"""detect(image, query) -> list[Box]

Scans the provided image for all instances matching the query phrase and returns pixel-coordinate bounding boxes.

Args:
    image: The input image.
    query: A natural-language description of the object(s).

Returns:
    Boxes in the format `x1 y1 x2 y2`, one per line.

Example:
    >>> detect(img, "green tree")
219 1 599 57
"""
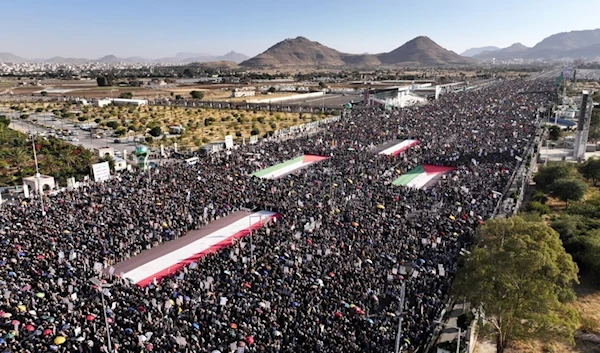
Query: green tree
0 115 10 127
148 126 162 137
106 121 120 129
548 178 587 207
533 163 575 192
96 76 111 87
267 86 276 93
190 91 204 99
119 92 133 99
40 91 48 97
453 216 579 353
579 158 600 186
548 125 562 140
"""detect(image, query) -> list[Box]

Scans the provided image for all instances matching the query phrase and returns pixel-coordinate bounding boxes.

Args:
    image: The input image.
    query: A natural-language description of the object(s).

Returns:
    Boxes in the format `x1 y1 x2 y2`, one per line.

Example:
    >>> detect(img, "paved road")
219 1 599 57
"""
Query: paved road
3 110 137 155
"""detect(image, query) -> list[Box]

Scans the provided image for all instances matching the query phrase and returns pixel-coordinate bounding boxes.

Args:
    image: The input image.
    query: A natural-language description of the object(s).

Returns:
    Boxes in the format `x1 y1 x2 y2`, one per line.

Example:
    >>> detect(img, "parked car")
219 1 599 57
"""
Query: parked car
114 139 122 143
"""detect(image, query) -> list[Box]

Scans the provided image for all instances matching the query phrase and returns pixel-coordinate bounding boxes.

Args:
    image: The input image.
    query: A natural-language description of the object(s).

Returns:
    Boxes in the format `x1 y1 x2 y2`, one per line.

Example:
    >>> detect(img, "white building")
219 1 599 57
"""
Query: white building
96 98 148 107
231 88 256 98
95 146 114 158
113 157 127 172
23 174 56 194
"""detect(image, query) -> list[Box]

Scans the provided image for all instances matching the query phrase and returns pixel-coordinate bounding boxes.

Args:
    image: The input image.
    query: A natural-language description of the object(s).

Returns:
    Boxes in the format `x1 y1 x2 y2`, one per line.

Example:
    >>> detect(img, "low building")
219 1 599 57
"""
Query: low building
96 98 148 107
95 146 114 158
231 88 256 98
114 157 127 172
169 125 186 135
23 174 56 194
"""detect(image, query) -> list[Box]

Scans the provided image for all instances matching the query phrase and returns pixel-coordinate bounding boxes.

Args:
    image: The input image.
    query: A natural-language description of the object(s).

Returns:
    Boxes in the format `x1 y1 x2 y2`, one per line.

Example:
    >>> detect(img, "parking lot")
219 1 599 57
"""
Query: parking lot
2 110 139 155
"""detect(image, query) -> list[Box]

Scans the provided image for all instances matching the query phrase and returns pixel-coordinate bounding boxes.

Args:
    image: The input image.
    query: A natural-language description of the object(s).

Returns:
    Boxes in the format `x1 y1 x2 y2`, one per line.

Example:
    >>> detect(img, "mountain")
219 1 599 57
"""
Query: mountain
377 36 474 66
533 28 600 51
241 36 350 68
461 46 500 57
523 29 600 59
241 36 472 68
0 53 26 63
44 56 90 64
0 52 249 64
473 29 600 61
475 43 529 60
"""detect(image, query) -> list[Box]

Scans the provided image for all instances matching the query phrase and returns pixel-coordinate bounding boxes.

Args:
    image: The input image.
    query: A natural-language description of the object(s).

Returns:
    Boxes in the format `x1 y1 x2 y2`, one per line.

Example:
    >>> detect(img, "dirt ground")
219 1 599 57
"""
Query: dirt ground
1 101 329 147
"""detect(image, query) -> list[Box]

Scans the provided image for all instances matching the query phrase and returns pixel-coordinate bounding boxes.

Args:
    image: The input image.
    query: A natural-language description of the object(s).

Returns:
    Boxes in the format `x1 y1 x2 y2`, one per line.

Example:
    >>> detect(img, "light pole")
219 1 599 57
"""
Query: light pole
394 281 406 353
31 133 46 216
240 207 254 265
434 321 462 353
89 277 113 353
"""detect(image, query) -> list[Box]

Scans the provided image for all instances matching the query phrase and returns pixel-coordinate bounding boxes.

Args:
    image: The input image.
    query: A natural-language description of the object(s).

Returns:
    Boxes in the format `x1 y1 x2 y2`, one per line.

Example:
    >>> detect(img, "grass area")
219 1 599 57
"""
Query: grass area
1 101 334 148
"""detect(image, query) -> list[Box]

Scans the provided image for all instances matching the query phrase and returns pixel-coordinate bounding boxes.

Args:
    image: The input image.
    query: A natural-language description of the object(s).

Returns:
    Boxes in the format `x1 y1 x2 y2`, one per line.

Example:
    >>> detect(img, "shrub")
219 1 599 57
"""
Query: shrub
148 126 162 137
526 201 551 215
145 136 153 143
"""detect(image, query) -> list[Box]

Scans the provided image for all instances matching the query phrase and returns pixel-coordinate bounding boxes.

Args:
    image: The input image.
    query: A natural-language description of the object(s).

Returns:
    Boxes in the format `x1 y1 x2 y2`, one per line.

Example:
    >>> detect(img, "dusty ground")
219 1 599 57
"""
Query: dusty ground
1 101 329 146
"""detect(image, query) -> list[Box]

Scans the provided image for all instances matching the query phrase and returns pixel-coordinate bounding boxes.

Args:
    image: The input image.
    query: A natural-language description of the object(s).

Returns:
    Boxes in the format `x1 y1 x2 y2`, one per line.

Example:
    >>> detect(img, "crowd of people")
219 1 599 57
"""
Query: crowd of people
0 79 553 353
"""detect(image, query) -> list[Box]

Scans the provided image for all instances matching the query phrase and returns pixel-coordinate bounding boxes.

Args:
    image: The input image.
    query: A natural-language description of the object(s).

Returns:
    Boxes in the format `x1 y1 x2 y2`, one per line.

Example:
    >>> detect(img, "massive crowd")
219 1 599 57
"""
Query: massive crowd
0 79 552 353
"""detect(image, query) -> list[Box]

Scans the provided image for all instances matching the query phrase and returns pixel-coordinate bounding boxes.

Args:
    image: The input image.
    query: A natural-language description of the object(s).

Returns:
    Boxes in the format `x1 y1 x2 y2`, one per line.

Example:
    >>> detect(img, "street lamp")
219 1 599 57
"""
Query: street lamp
394 281 406 353
434 320 462 353
31 133 46 216
89 277 113 353
240 207 255 265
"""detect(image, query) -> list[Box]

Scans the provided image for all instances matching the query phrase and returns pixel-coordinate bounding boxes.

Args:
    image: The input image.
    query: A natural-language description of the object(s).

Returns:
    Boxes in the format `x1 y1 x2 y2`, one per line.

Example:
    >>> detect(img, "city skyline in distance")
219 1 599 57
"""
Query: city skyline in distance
2 0 600 59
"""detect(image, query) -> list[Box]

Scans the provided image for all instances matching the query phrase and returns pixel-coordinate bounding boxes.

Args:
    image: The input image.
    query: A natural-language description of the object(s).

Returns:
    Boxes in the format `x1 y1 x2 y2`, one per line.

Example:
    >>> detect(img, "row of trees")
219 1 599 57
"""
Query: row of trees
0 115 98 186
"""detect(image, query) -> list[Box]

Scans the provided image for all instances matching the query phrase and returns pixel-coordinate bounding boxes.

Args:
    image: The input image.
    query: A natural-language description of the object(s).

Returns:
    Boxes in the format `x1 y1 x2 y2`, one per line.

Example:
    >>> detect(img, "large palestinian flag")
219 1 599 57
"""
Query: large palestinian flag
378 139 419 156
392 164 455 189
112 210 278 286
251 154 329 179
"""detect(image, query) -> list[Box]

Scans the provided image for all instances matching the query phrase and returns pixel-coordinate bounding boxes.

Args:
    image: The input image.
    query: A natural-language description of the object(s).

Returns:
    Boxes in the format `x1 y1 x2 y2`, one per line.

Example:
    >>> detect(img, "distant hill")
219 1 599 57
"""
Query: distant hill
0 52 249 64
473 29 600 61
0 53 26 63
461 46 500 57
241 36 350 68
475 43 529 60
241 36 473 68
378 36 474 66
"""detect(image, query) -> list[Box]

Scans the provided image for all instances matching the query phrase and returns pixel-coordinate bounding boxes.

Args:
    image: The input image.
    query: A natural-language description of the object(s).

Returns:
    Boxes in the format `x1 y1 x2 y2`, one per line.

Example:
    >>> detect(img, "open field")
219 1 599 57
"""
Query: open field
0 101 332 148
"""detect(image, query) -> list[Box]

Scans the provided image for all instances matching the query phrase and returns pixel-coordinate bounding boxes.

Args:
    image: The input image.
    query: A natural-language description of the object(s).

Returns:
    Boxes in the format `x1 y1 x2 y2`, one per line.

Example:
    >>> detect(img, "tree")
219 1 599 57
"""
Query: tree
453 217 579 353
533 163 574 191
0 115 10 127
40 91 48 97
119 92 133 99
190 91 204 99
579 158 600 186
183 68 193 78
175 95 184 100
267 86 276 93
549 178 587 207
548 125 562 140
318 81 327 89
96 76 112 87
148 126 162 137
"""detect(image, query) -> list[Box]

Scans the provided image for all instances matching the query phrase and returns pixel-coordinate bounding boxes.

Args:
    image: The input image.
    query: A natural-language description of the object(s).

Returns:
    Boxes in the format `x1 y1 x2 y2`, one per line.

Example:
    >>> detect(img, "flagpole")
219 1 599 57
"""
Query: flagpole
32 133 46 216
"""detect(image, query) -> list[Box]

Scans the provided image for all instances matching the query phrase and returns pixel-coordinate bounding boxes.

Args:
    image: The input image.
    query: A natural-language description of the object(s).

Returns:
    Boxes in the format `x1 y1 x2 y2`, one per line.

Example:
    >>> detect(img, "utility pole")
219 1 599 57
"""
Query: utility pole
394 281 406 353
31 133 46 216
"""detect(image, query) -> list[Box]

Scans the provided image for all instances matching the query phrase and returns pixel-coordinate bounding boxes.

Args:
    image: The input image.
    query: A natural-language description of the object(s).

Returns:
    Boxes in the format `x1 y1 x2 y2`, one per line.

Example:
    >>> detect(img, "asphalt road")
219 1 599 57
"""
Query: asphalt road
3 110 137 155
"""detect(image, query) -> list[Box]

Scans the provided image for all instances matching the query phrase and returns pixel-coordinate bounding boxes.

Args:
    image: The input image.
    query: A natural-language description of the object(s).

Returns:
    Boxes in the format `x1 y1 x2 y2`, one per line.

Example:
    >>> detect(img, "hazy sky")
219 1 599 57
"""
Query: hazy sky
2 0 600 58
